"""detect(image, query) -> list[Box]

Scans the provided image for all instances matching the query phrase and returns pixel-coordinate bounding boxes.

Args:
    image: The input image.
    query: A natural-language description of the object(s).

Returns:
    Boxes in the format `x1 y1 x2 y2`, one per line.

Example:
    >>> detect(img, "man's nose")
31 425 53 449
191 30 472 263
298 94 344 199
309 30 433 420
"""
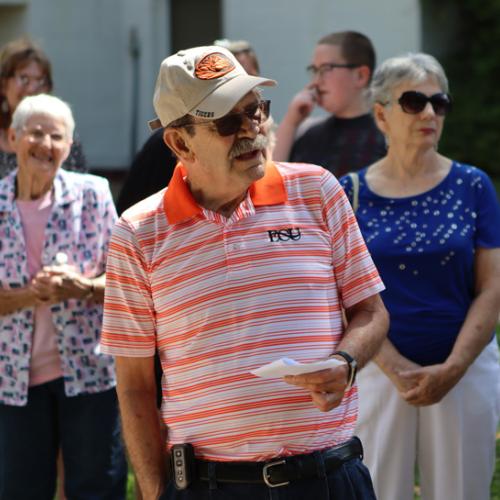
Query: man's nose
239 113 260 137
309 70 322 86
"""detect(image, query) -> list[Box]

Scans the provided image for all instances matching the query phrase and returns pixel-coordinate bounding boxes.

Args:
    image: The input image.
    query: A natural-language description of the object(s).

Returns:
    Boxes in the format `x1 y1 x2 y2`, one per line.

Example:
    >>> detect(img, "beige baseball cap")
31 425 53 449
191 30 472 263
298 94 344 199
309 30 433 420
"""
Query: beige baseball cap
148 45 276 130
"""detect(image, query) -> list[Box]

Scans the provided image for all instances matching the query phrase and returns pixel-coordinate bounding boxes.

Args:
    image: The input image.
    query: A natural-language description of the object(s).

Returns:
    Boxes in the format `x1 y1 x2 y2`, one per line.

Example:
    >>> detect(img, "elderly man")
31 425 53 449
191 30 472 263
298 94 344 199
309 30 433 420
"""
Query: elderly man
101 45 389 500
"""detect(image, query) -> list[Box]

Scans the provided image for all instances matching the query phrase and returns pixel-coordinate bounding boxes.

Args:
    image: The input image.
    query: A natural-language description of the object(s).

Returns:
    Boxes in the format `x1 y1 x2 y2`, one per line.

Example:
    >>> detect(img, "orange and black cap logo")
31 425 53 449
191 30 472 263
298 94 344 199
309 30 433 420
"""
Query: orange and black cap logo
194 52 235 80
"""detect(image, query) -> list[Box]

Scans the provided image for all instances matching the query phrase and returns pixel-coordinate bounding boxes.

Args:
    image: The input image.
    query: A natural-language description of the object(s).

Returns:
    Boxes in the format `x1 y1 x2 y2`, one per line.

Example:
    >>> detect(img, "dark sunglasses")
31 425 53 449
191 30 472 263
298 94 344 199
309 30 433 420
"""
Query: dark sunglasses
397 91 452 116
191 99 271 137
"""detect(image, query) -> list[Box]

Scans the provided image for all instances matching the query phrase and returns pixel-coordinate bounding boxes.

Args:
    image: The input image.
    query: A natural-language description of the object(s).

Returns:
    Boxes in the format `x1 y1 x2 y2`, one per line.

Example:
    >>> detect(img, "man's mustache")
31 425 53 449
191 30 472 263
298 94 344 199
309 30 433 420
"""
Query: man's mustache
229 134 268 160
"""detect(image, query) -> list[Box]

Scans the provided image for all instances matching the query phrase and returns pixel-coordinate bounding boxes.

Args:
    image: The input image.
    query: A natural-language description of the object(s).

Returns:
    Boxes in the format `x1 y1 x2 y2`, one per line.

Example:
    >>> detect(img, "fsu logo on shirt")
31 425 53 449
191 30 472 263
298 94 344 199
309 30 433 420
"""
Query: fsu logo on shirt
195 52 235 80
268 228 302 242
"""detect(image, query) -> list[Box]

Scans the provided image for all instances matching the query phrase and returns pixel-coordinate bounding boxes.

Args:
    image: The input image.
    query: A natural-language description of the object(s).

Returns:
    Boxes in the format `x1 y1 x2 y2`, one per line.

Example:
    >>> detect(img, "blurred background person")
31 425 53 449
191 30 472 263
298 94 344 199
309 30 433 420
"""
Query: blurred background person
214 38 260 76
274 31 385 178
340 53 500 500
0 37 87 178
0 94 126 499
116 38 265 215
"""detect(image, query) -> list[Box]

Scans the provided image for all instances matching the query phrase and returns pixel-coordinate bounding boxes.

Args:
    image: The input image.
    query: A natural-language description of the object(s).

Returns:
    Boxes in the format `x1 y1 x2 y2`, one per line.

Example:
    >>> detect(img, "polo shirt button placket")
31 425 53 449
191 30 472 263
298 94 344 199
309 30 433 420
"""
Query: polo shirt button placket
223 227 232 269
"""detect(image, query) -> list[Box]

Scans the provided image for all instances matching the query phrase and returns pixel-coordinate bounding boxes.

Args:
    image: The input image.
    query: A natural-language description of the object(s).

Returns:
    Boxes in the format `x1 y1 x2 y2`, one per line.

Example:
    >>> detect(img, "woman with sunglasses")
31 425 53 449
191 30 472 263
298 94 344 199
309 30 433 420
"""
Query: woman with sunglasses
340 52 500 500
0 38 87 178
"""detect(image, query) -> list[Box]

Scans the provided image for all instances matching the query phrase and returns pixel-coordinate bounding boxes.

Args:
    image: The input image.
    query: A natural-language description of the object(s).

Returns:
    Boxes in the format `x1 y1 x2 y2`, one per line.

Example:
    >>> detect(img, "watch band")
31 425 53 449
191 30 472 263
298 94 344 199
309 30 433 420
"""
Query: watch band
332 350 358 389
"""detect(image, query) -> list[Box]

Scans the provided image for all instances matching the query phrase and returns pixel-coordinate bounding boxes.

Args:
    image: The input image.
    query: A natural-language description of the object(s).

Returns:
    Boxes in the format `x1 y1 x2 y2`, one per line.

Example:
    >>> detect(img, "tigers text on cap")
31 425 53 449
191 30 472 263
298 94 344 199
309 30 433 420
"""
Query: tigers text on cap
148 45 276 130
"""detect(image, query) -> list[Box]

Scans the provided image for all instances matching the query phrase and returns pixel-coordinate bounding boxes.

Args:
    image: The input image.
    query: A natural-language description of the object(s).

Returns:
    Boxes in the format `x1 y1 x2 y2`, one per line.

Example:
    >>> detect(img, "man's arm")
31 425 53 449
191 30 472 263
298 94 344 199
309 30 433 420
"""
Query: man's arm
115 355 166 500
284 293 389 412
273 87 317 161
337 293 389 369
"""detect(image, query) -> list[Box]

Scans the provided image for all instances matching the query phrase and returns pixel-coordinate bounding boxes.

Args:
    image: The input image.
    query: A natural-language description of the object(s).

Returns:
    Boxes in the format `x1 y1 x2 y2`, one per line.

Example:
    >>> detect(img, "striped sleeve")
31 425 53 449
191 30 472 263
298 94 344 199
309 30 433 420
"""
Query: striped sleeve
320 170 384 308
101 217 157 356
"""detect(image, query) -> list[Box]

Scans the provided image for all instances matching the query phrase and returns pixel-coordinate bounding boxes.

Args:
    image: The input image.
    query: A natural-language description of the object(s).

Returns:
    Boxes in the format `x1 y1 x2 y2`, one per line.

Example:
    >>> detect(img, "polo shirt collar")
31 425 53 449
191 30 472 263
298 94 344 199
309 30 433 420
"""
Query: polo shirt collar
164 161 287 224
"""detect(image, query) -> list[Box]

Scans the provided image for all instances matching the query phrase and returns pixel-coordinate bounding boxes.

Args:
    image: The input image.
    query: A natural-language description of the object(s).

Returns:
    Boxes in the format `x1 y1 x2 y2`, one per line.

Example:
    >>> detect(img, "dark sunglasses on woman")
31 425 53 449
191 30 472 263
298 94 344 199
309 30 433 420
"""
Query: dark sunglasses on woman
187 99 271 137
397 91 452 116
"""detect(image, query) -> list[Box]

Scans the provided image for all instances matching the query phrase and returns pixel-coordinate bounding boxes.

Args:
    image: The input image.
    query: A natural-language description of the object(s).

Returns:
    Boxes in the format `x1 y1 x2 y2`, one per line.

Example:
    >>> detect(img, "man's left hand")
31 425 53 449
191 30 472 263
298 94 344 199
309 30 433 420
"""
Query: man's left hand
283 364 349 412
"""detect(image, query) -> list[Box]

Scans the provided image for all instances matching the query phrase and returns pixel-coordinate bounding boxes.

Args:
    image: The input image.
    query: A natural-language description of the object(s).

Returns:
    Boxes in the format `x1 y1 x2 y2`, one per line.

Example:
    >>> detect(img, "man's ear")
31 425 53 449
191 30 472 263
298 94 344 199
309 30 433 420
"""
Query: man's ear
163 128 194 163
355 65 371 89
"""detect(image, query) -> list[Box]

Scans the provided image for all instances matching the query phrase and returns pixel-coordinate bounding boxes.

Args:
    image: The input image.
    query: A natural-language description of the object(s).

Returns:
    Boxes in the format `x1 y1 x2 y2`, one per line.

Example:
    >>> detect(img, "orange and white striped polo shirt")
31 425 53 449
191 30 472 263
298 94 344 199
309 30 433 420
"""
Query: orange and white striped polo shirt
101 161 384 461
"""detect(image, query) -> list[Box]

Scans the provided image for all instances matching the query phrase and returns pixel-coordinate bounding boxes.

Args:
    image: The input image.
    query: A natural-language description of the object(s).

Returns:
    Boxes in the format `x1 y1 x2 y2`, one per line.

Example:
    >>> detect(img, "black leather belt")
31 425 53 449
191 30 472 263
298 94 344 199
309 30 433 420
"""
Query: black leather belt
196 436 363 488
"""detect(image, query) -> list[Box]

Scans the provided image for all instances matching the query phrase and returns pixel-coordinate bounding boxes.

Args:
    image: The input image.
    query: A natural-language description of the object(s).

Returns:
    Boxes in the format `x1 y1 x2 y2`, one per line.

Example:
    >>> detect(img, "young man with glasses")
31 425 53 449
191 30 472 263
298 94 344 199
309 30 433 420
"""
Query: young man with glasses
274 31 386 179
101 45 389 500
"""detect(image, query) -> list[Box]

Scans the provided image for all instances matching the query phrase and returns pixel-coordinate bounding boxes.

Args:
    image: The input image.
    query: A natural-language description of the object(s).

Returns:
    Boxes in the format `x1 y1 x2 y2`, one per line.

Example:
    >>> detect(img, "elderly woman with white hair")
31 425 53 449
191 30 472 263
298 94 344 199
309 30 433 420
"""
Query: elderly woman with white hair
340 53 500 500
0 94 127 499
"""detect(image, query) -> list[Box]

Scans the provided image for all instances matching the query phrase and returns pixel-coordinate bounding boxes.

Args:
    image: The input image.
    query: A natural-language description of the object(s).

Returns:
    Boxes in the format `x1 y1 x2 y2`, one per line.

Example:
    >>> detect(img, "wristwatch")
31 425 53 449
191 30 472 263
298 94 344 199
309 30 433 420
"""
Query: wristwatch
332 351 358 389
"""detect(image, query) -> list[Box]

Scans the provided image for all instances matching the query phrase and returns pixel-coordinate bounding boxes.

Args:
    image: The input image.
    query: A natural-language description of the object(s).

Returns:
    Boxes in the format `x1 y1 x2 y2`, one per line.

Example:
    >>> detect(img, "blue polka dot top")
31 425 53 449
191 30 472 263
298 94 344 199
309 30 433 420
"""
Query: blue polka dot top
340 162 500 365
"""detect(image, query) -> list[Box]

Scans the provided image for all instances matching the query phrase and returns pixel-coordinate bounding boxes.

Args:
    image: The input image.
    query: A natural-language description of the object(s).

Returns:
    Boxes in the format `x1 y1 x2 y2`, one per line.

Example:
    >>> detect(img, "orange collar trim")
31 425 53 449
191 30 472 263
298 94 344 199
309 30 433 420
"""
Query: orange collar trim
249 161 287 207
164 161 287 224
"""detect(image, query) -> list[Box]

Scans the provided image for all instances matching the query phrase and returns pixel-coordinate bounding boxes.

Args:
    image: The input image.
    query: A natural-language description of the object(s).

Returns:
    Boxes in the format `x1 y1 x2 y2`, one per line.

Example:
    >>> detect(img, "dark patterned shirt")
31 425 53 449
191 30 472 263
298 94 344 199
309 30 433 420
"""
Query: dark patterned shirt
290 113 386 178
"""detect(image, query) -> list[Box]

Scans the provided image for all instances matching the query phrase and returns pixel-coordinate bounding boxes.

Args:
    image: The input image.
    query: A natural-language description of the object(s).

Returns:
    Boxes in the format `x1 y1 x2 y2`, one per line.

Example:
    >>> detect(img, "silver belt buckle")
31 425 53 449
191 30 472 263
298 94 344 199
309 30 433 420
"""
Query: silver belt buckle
262 459 289 488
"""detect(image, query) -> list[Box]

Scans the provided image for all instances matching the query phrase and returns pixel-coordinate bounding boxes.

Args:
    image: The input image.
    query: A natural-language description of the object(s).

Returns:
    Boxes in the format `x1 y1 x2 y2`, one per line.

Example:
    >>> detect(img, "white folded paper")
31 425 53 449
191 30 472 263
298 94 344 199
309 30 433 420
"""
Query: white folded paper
250 357 344 378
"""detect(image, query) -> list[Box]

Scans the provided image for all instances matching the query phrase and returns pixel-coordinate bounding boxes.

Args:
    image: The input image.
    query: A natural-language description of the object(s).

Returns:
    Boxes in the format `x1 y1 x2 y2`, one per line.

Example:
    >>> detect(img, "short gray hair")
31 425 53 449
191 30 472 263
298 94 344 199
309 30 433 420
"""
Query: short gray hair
371 53 449 105
11 93 75 139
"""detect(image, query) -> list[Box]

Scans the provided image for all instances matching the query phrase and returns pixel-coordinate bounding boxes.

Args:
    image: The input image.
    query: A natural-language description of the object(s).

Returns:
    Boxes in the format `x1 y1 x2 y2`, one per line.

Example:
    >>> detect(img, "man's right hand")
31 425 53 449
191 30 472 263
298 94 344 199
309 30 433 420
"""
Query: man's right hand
283 364 349 412
273 85 318 161
285 86 318 126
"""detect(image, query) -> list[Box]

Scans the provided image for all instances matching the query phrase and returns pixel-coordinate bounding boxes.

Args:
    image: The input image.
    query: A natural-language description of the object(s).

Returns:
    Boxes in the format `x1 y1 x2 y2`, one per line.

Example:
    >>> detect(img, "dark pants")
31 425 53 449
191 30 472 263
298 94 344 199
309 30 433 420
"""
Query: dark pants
0 378 127 500
161 456 376 500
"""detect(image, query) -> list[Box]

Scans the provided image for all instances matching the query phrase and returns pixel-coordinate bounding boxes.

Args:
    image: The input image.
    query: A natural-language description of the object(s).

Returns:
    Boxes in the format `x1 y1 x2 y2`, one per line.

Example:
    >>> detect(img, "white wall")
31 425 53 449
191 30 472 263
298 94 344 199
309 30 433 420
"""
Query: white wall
0 0 169 169
222 0 421 121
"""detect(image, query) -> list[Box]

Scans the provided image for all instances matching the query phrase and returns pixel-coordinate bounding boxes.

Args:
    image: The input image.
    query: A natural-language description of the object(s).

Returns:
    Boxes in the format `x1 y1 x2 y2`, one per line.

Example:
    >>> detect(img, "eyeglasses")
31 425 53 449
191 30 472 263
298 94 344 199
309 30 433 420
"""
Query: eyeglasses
12 73 49 91
306 62 359 79
188 99 271 137
394 91 452 116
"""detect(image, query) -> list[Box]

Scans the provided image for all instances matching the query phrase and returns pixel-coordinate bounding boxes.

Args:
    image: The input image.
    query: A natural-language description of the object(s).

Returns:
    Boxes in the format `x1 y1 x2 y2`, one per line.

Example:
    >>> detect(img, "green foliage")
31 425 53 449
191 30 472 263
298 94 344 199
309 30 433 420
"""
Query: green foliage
421 0 500 177
127 471 136 499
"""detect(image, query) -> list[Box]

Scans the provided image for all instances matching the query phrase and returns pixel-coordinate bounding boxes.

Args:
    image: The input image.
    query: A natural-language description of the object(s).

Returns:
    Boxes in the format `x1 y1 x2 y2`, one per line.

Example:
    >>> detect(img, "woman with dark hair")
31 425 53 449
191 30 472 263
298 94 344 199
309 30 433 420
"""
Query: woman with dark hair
0 38 87 177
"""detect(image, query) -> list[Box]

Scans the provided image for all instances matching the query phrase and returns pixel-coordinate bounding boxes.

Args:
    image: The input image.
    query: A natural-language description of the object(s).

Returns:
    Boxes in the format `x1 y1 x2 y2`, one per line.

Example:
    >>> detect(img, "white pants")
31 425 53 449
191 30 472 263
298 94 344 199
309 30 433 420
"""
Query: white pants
356 338 500 500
